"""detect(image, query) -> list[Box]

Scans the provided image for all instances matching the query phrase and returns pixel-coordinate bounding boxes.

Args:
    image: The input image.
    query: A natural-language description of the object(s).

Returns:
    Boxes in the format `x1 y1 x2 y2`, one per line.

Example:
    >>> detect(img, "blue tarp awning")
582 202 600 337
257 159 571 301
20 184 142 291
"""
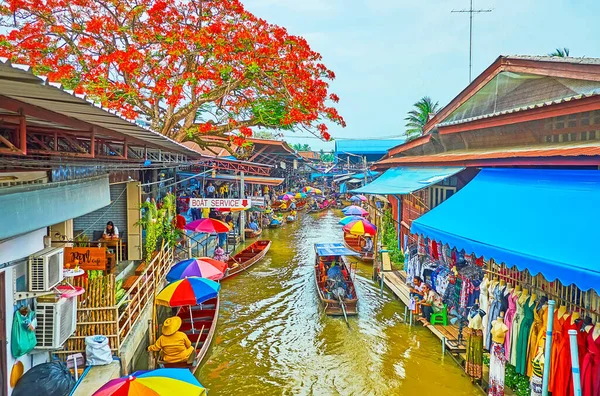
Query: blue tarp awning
411 168 600 291
315 243 360 257
351 167 464 195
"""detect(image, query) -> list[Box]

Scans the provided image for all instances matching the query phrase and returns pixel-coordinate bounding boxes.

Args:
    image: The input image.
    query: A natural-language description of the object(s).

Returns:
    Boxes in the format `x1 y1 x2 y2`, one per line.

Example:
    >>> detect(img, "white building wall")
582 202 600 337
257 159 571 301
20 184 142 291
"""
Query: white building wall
0 228 49 395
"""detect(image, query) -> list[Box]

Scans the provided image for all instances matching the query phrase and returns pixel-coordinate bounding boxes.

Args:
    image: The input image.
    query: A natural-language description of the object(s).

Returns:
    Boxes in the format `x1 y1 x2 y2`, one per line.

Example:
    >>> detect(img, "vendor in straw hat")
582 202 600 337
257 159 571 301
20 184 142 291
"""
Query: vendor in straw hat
363 233 374 253
147 316 194 363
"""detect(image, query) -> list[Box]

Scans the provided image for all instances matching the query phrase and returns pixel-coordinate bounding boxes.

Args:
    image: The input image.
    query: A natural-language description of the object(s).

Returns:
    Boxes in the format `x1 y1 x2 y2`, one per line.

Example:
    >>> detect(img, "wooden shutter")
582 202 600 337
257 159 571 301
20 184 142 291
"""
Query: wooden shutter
126 182 142 260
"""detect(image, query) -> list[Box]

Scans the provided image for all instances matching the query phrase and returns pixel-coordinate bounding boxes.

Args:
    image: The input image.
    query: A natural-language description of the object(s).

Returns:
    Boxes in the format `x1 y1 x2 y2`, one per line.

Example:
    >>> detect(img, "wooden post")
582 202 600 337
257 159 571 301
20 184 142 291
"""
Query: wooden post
19 115 27 155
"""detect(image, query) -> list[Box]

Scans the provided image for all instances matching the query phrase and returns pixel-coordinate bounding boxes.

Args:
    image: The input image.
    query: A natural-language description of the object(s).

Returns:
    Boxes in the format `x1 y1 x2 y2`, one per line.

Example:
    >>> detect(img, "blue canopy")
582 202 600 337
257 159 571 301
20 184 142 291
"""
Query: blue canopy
411 168 600 291
351 167 464 195
315 243 360 257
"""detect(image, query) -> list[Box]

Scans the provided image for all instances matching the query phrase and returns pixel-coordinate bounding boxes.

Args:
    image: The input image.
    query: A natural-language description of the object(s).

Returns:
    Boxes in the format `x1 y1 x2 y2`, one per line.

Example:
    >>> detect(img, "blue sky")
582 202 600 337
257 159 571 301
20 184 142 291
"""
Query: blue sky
243 0 600 151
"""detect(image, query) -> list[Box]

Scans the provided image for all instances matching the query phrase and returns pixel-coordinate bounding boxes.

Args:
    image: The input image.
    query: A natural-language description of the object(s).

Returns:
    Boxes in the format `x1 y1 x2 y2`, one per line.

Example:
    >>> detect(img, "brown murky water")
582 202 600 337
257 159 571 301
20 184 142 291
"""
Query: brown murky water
197 211 480 395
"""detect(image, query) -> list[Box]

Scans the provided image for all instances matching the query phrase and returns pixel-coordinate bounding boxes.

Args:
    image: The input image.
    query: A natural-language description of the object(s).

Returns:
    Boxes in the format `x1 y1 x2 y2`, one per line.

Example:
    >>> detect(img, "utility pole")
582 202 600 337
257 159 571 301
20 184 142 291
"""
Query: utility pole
452 0 492 82
240 171 245 242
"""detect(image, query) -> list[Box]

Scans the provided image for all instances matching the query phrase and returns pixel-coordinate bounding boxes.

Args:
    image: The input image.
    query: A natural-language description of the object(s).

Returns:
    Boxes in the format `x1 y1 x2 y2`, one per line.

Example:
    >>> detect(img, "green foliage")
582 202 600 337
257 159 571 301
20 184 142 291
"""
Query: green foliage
505 364 531 396
291 143 311 151
320 152 334 162
382 210 404 269
251 99 293 130
405 96 439 141
548 47 569 57
74 233 90 247
136 193 179 260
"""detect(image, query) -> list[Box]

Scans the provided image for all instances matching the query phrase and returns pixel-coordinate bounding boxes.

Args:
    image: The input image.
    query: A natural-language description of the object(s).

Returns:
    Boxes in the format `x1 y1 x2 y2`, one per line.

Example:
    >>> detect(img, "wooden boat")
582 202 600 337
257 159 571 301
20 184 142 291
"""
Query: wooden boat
307 202 331 213
343 232 375 262
223 240 272 279
244 228 262 238
296 200 307 211
286 214 297 222
314 243 358 316
268 216 285 228
158 296 219 374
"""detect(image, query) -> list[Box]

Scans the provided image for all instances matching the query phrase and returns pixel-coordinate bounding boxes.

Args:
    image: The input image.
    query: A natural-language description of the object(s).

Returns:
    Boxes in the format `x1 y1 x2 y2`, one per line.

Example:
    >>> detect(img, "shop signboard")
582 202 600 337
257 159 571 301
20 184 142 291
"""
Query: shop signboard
189 198 252 209
250 197 265 207
64 247 107 271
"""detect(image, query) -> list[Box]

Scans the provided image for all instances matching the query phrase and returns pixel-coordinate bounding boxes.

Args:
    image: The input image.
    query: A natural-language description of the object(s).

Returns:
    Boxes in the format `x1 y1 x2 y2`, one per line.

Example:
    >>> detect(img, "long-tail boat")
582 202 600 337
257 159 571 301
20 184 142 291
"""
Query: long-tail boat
223 240 272 279
158 296 219 374
343 232 375 262
314 243 359 316
244 228 262 238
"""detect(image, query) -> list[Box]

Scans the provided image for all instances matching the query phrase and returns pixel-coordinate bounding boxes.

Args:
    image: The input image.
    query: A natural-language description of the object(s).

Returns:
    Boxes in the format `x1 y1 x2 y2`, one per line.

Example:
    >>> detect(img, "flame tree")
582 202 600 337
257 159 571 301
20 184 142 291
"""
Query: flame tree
0 0 345 151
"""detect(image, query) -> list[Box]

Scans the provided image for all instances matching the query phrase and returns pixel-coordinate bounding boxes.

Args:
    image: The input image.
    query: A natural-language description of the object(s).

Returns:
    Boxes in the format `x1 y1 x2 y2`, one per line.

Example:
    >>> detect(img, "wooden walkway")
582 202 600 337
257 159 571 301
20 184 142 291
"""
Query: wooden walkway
382 270 466 352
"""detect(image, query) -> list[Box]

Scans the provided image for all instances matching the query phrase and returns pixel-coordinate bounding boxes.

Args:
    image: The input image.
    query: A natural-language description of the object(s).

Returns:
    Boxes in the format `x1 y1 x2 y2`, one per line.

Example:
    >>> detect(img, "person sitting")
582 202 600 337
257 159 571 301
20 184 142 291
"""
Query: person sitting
147 316 194 363
248 220 260 232
363 234 374 253
280 202 288 210
103 221 119 239
417 284 436 325
409 276 425 298
213 245 229 262
290 201 297 210
290 210 297 217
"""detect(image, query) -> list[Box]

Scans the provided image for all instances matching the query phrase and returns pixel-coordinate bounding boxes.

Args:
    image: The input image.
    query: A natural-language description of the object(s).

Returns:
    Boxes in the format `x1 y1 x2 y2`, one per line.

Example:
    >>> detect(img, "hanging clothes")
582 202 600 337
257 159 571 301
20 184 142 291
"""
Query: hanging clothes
526 302 547 377
551 313 572 396
503 291 517 361
486 284 502 350
582 329 600 396
489 343 508 396
549 312 568 393
465 328 484 380
515 296 535 375
480 278 490 344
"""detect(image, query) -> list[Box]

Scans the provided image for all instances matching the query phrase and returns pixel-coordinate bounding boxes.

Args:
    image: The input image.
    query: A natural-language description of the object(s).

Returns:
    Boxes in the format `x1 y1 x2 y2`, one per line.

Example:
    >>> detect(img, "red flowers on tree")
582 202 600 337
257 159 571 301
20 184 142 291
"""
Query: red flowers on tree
0 0 344 151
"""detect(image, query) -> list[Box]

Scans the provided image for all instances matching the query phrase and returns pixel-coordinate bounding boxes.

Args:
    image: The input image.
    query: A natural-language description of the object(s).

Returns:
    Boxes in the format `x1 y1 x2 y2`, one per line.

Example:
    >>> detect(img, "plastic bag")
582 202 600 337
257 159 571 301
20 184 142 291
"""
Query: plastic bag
13 361 75 396
11 310 37 358
85 335 112 366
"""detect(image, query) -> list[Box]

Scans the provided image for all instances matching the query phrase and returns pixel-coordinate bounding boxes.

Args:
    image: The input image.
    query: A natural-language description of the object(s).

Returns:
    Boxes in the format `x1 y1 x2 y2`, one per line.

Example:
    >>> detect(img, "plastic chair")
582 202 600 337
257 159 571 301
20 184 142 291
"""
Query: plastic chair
430 304 448 326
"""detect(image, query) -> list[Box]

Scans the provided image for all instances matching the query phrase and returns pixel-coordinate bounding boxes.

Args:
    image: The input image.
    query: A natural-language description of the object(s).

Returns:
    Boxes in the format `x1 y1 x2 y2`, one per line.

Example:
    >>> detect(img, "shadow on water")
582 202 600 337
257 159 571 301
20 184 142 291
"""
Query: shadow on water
197 211 480 396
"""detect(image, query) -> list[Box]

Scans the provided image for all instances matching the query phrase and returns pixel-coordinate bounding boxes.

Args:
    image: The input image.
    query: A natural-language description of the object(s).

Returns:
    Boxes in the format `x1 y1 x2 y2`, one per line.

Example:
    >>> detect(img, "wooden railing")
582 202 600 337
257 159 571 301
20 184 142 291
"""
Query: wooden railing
55 244 174 359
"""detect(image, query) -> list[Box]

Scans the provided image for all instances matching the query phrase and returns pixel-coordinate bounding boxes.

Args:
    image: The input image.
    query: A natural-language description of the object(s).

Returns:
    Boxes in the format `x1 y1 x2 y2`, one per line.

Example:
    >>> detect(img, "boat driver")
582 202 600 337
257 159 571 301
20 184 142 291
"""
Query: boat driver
148 316 195 363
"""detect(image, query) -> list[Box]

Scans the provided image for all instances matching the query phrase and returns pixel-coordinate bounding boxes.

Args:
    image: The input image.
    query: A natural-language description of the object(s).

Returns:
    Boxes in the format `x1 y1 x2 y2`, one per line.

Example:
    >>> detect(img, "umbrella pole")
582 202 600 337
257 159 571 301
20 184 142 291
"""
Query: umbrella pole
190 305 195 334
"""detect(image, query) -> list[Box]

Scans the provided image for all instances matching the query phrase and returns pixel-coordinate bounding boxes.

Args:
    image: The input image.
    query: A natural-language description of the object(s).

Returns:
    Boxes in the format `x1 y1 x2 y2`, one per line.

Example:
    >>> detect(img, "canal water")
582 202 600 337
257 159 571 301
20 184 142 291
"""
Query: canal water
197 211 480 395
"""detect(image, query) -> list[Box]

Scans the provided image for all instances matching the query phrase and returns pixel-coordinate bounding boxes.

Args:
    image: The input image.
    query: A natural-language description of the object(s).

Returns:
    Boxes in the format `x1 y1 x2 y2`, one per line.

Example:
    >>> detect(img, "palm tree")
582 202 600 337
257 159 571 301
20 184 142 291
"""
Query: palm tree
549 48 570 57
404 96 439 140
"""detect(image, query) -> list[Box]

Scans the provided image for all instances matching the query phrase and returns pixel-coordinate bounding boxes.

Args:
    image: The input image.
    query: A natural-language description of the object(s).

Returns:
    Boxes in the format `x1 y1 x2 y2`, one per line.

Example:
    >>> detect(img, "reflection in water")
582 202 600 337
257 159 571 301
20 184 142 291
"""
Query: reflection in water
197 211 479 395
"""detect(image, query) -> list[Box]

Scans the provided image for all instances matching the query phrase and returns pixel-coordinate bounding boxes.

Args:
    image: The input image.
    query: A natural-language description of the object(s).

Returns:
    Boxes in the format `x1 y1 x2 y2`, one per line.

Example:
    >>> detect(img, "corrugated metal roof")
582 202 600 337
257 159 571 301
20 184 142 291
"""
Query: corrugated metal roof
335 139 405 155
0 59 200 157
505 55 600 65
377 142 600 165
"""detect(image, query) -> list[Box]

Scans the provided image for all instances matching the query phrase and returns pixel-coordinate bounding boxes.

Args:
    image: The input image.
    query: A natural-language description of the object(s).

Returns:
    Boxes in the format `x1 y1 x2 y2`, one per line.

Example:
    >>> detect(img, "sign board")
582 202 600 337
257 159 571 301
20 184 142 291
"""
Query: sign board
64 247 107 271
250 197 265 207
190 198 251 209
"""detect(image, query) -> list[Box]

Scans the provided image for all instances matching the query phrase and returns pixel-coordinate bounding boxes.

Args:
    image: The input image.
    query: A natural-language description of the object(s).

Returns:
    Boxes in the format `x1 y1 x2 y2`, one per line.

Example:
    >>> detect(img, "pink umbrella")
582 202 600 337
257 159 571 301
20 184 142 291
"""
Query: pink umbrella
185 218 231 233
357 195 368 202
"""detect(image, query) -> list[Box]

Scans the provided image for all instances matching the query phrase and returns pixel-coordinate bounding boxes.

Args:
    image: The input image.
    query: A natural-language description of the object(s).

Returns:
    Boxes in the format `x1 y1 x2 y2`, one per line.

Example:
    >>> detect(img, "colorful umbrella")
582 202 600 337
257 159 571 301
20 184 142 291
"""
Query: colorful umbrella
311 188 323 195
357 195 368 202
343 219 377 236
301 186 313 193
93 368 206 396
280 194 295 201
349 195 361 202
342 205 368 216
339 215 364 225
217 207 246 213
166 258 227 282
156 277 220 307
295 192 307 199
185 218 231 233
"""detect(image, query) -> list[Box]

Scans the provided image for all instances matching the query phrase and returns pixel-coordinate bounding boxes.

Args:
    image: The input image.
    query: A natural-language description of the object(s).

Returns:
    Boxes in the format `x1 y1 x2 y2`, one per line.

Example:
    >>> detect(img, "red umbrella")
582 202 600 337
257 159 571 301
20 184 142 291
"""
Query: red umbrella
185 218 231 233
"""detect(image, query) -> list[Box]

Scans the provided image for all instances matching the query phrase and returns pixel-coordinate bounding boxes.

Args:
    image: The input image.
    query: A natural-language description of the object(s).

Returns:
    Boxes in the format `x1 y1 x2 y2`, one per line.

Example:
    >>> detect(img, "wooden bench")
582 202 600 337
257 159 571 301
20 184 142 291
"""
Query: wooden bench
135 262 146 276
123 275 140 291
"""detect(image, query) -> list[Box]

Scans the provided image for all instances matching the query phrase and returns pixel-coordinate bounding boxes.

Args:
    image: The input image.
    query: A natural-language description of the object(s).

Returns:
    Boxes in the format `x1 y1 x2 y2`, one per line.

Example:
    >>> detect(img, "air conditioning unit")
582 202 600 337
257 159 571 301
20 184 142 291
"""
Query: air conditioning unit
35 297 77 349
28 247 64 292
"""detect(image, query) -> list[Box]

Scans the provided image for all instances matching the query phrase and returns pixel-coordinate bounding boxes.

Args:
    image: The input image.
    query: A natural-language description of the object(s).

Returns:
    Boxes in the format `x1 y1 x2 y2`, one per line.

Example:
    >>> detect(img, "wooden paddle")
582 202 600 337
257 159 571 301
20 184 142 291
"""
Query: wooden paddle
194 325 206 351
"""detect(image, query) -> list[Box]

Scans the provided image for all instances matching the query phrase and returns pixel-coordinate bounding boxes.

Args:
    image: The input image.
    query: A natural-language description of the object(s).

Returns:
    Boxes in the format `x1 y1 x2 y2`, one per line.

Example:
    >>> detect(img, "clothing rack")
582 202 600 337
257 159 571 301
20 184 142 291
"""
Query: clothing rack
485 260 599 321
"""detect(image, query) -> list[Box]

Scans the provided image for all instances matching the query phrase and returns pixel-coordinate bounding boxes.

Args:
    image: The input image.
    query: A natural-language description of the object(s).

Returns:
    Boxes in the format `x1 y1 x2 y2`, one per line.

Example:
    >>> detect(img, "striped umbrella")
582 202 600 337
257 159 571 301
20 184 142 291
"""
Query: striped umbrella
338 215 364 225
343 219 377 236
295 192 307 199
185 218 231 233
166 258 227 282
156 277 220 307
342 205 368 216
93 368 206 396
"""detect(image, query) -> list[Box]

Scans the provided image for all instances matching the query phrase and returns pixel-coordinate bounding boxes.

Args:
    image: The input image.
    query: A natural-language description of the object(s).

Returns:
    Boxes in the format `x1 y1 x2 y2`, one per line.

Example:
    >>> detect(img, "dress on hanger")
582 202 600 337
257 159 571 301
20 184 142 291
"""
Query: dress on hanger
510 294 526 367
466 314 484 380
526 302 547 377
515 296 535 375
550 314 571 396
489 320 509 396
582 329 600 396
563 317 586 396
486 284 502 351
503 291 517 361
480 278 489 335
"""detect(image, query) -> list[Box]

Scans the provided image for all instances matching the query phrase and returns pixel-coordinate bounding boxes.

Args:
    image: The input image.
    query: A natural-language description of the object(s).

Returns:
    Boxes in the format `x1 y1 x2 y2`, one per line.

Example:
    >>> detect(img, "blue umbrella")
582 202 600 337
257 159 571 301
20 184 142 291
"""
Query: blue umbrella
350 196 361 202
338 216 364 225
342 205 368 216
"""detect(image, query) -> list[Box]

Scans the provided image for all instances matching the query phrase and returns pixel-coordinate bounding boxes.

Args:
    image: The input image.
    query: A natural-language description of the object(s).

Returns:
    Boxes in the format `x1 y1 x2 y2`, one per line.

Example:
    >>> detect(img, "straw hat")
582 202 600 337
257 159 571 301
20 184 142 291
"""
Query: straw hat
364 233 372 237
162 316 182 336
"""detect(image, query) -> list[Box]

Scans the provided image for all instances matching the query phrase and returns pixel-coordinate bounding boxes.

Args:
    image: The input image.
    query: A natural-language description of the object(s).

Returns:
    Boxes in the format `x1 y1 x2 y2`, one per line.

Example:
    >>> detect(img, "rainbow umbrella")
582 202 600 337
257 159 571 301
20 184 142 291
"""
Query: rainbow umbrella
311 188 323 195
339 215 364 225
357 195 368 202
295 192 307 199
342 205 368 216
343 219 377 236
166 258 227 282
301 186 314 193
93 368 206 396
156 277 220 307
185 218 231 233
280 194 295 201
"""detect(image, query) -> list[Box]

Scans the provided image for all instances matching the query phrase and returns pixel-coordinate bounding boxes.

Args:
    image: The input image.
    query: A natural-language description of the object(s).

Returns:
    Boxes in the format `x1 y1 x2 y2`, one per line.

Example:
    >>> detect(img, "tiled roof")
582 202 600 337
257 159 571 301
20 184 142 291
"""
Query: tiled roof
505 55 600 65
377 142 600 166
